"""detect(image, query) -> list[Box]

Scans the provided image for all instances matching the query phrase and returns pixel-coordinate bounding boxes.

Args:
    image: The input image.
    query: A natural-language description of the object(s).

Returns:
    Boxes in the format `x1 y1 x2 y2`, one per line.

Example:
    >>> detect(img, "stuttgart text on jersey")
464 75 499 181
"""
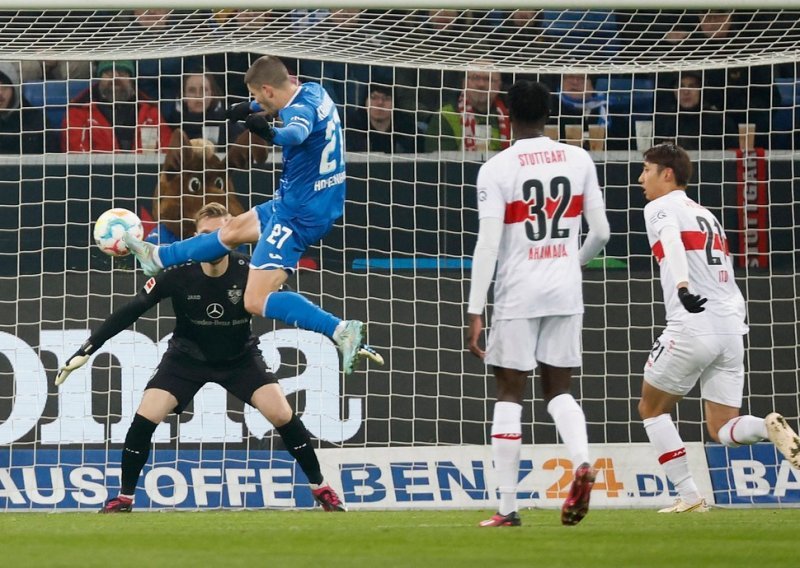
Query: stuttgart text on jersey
516 149 568 167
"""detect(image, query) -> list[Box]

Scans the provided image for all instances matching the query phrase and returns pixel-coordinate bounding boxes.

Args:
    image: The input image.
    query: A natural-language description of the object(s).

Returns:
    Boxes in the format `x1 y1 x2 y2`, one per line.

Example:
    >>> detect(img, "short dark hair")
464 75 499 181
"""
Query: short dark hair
369 84 393 99
643 143 693 187
507 80 550 125
245 55 290 88
679 72 702 87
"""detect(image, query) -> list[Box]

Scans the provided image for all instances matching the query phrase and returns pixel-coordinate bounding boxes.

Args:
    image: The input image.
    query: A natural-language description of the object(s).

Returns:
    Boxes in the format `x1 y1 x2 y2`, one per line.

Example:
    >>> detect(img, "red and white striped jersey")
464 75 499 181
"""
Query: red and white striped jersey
476 136 604 319
644 190 748 335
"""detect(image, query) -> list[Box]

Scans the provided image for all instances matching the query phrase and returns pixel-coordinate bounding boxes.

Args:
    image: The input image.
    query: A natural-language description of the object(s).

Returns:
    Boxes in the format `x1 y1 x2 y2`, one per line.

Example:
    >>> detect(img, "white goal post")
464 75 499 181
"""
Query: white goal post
0 5 798 511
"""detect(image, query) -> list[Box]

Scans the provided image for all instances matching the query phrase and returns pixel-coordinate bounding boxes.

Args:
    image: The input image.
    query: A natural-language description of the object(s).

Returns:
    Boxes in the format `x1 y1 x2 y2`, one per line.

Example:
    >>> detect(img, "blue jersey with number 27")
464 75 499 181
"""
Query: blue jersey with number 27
265 82 346 228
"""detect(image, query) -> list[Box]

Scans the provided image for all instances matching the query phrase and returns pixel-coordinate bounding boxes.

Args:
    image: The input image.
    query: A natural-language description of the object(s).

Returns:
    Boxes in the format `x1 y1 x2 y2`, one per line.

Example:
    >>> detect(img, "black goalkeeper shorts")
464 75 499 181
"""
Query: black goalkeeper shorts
145 349 278 414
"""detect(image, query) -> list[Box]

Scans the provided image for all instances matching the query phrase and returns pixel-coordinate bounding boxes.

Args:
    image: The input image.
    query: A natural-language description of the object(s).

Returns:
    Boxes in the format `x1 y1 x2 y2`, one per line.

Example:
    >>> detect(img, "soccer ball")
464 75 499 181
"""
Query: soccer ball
93 208 144 257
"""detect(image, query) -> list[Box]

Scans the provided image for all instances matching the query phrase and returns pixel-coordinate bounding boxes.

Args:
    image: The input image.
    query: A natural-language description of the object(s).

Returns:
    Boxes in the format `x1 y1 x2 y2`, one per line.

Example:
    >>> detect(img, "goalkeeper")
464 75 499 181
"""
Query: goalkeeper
56 204 346 513
123 55 382 376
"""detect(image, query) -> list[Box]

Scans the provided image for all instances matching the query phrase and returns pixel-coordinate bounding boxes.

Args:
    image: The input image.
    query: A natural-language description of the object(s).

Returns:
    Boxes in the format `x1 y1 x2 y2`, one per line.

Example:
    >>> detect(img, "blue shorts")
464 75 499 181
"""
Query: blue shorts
251 202 331 274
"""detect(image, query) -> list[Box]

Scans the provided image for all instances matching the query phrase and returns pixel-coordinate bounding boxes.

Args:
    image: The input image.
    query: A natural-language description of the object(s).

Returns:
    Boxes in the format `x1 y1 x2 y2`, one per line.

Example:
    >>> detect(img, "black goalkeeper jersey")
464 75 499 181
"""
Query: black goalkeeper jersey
87 252 257 363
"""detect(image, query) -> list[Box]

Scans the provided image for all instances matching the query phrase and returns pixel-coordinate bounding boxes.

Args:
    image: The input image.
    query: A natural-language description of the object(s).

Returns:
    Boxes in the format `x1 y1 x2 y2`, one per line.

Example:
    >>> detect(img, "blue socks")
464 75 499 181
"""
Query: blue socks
158 230 230 268
265 291 339 338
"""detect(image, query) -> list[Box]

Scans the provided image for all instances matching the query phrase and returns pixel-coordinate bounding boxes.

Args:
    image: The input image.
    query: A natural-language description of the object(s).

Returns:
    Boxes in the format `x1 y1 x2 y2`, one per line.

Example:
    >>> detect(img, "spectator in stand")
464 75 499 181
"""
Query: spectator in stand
553 73 631 151
62 60 172 153
685 11 776 148
617 10 697 55
540 9 618 55
212 11 281 101
554 73 606 144
124 10 188 109
489 9 552 59
20 60 91 83
653 72 726 151
424 68 510 153
290 9 354 108
17 11 93 84
394 10 467 123
0 61 46 154
345 84 416 153
165 70 244 150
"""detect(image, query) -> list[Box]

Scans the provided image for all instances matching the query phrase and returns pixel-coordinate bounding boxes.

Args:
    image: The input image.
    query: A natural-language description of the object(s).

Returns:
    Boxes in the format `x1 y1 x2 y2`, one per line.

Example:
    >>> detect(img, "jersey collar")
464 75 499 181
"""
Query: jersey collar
282 84 303 111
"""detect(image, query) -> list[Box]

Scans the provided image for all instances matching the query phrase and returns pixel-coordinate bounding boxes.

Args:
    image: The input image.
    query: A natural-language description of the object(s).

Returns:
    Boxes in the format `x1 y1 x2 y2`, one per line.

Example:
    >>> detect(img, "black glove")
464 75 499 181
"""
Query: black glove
245 113 276 144
226 101 254 122
678 286 707 313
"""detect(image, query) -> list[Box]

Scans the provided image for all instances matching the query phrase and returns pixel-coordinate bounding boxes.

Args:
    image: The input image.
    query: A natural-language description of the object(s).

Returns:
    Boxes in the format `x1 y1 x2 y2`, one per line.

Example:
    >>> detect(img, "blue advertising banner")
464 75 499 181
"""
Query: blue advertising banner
1 444 696 511
706 443 800 505
0 449 313 510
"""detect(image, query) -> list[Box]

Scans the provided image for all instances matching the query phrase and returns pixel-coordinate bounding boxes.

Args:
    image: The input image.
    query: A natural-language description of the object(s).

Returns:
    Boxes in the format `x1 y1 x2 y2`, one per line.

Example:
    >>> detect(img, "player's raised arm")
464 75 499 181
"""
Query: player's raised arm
55 276 168 386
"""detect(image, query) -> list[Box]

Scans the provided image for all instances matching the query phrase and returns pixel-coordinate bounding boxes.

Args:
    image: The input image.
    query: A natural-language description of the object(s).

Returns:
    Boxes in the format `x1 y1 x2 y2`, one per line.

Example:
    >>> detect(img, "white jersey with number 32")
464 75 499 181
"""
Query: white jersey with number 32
476 136 604 320
644 190 747 335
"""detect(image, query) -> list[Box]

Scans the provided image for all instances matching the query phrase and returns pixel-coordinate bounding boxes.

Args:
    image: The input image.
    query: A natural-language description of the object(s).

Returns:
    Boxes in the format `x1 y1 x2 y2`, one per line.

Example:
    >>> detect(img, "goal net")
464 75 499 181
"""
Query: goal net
1 7 799 511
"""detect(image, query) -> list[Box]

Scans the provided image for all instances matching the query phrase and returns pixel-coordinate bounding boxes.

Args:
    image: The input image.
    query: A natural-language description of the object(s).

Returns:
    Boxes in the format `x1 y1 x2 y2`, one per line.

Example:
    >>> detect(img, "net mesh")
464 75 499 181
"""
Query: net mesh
0 9 798 72
0 8 798 509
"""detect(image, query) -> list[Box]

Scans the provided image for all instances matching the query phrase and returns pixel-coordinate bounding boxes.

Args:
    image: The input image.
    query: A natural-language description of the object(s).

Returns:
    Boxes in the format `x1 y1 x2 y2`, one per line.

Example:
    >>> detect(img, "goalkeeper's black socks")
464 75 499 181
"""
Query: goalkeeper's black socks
277 414 324 485
120 413 159 497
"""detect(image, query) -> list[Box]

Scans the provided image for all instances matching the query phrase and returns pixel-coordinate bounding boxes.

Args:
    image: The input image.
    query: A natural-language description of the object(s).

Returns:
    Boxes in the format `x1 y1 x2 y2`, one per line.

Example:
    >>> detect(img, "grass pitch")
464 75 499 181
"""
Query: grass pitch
0 508 796 567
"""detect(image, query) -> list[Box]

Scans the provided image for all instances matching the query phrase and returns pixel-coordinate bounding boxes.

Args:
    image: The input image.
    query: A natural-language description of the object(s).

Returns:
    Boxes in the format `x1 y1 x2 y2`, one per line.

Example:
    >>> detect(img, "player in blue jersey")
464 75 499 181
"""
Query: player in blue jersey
123 56 382 375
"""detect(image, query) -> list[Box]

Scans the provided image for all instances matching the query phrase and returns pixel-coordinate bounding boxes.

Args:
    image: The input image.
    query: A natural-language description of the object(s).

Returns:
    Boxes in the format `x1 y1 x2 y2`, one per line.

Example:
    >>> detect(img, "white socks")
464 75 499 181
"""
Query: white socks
547 393 590 466
643 413 701 504
491 401 522 516
333 322 346 340
152 245 164 268
717 415 768 447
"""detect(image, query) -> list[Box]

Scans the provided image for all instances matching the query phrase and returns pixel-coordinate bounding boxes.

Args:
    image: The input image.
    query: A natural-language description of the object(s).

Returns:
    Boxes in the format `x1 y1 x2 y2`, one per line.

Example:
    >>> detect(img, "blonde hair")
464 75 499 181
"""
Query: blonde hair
194 202 230 224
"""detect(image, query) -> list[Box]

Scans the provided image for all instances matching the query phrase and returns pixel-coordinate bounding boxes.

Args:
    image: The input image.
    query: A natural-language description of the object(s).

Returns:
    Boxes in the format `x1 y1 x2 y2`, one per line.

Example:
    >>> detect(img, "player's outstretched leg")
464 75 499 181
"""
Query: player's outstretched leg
332 320 365 375
123 233 164 277
333 321 384 374
124 230 233 277
766 412 800 469
561 462 596 526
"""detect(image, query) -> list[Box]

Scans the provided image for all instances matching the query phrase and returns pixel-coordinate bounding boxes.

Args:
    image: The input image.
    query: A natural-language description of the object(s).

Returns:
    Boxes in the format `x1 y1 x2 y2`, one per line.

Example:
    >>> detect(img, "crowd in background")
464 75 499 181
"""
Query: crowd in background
0 8 798 155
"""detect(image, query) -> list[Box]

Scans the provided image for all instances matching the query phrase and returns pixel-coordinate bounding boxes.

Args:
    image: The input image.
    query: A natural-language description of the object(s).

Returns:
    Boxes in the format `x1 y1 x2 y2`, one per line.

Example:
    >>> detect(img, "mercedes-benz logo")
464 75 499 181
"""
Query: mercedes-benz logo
206 303 224 319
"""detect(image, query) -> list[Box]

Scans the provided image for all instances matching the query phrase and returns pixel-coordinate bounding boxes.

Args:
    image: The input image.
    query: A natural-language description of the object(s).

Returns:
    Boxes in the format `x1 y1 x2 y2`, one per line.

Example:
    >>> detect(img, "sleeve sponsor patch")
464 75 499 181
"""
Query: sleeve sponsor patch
290 115 311 127
648 209 668 225
144 277 156 294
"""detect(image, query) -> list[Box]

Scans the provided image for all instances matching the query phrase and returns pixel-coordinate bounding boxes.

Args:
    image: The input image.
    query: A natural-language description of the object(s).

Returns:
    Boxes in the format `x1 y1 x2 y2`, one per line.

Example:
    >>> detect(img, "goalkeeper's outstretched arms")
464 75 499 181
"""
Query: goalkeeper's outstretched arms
55 282 163 386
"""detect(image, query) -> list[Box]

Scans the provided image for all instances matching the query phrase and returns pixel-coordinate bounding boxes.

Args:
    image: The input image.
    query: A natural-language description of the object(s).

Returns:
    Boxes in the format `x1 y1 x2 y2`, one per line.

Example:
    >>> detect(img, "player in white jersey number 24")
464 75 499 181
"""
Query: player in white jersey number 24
637 143 800 513
466 80 610 527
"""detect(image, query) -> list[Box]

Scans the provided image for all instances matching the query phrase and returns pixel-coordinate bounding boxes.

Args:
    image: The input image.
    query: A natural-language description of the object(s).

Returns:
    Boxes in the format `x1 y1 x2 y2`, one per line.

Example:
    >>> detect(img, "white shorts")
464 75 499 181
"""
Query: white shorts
485 315 582 372
643 329 745 407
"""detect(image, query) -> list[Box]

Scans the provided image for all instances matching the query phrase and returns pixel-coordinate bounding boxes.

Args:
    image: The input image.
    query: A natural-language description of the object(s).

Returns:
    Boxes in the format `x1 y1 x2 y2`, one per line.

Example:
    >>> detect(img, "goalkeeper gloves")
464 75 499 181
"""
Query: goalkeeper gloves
677 286 707 313
245 114 276 144
55 342 93 386
226 100 256 122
